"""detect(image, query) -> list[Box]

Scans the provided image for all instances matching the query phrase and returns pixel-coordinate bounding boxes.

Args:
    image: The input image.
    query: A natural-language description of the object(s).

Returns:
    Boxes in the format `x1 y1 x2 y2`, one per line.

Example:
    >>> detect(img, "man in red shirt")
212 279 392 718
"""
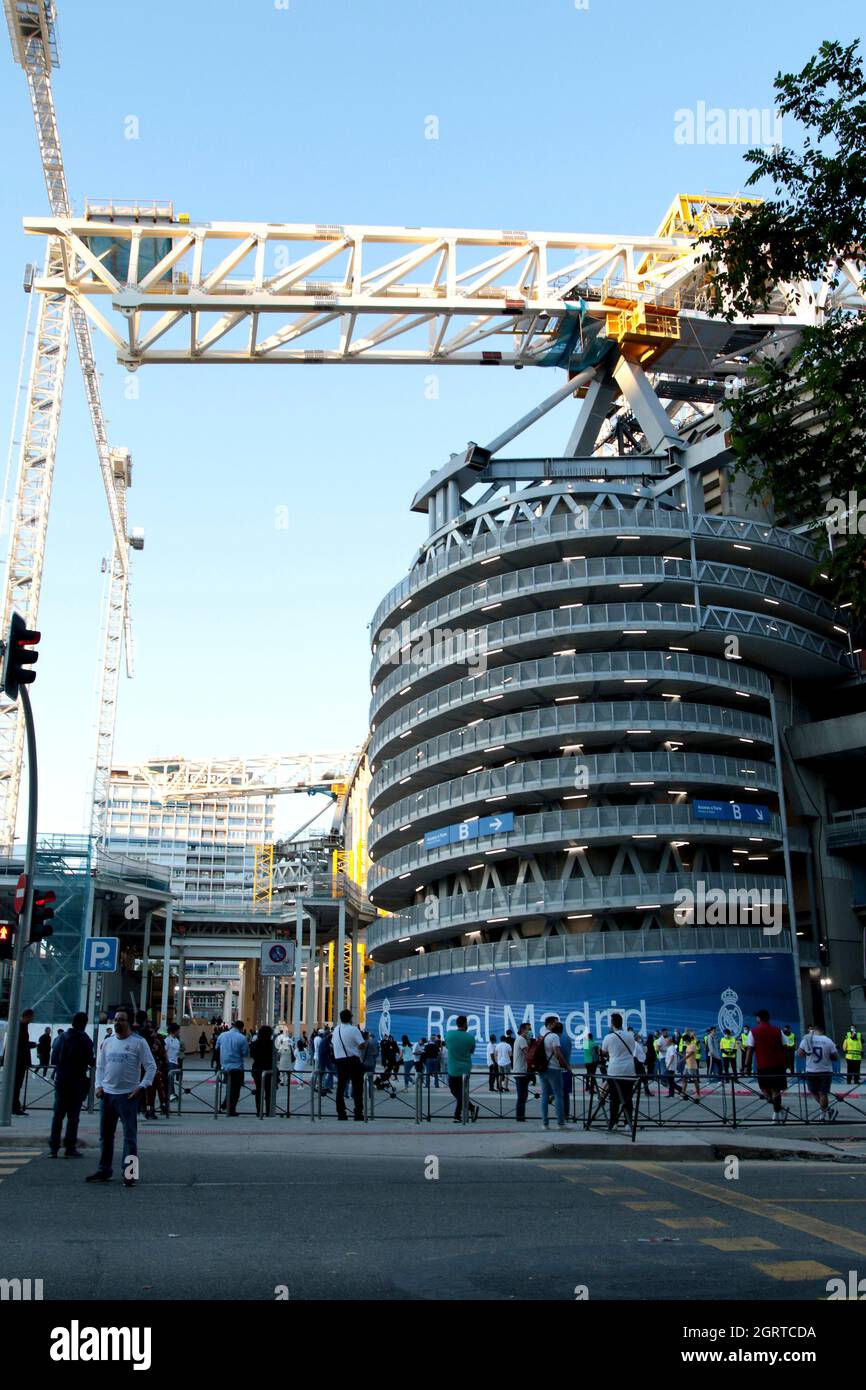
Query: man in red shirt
744 1009 788 1124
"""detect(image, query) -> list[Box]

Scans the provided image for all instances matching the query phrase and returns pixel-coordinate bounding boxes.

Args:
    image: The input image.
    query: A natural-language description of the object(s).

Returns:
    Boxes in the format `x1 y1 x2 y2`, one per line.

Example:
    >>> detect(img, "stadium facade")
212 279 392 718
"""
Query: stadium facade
363 368 866 1049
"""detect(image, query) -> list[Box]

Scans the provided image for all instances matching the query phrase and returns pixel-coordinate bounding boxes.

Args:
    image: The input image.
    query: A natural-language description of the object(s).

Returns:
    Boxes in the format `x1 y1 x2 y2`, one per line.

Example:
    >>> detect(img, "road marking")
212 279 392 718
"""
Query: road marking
763 1197 866 1204
656 1215 725 1230
538 1162 585 1169
624 1200 680 1211
626 1161 866 1260
590 1186 646 1196
702 1236 778 1252
755 1260 839 1281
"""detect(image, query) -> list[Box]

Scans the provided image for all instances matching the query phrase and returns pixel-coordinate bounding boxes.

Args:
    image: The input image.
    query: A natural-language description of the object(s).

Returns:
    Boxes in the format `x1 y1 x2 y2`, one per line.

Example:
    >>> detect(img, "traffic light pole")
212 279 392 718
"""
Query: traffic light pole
0 686 38 1127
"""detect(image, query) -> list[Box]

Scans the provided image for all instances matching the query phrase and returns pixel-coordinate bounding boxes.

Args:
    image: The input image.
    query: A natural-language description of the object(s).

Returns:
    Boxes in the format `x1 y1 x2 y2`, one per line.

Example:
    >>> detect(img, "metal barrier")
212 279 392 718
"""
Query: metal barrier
23 1058 866 1128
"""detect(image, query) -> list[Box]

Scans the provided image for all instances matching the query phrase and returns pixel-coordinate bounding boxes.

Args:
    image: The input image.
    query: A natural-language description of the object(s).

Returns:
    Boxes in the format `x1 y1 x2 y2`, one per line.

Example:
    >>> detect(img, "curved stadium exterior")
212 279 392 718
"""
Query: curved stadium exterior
363 431 856 1048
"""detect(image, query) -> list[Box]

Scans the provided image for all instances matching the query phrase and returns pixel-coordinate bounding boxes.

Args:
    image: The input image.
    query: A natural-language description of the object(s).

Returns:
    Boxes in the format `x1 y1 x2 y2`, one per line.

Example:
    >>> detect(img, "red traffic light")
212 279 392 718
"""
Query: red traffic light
2 613 40 701
31 889 55 945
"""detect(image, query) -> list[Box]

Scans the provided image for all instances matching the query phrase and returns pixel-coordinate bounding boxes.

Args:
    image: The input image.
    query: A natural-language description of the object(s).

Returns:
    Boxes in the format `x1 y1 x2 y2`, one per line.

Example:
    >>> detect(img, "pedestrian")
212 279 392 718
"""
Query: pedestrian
512 1021 531 1121
664 1036 679 1097
583 1031 600 1083
487 1033 499 1092
633 1032 652 1100
217 1019 249 1117
444 1015 479 1123
681 1032 702 1100
780 1024 797 1075
400 1034 414 1089
842 1026 863 1086
601 1013 640 1130
48 1012 94 1159
495 1035 512 1092
644 1031 657 1087
738 1027 751 1075
49 1026 66 1082
198 1031 208 1059
36 1026 52 1076
85 1008 155 1186
332 1009 365 1121
744 1009 788 1124
720 1028 738 1079
251 1024 275 1117
318 1027 337 1095
423 1034 442 1088
533 1015 569 1131
705 1026 722 1080
377 1033 399 1094
164 1022 183 1078
797 1023 839 1123
11 1008 35 1115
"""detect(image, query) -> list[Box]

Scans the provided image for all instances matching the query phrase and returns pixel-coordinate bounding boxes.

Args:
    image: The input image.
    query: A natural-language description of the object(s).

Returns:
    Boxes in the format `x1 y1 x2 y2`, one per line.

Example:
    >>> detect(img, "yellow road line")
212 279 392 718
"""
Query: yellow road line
624 1200 680 1211
702 1236 778 1252
656 1215 725 1230
755 1260 839 1281
590 1185 647 1196
626 1162 866 1260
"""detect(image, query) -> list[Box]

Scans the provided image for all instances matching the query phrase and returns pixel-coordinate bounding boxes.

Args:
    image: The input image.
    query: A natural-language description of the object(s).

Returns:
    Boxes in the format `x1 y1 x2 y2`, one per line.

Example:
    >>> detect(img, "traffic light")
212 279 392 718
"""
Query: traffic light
30 890 55 945
1 613 40 700
0 921 14 961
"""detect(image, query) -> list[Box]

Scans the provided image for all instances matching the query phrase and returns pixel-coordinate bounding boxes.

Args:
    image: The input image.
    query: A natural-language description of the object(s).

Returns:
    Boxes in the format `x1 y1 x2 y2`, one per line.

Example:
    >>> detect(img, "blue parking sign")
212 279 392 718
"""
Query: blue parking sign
84 936 119 972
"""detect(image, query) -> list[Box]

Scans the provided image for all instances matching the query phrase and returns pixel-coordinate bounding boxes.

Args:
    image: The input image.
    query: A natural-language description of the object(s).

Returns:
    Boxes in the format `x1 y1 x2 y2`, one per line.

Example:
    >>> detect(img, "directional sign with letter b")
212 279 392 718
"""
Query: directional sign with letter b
84 937 119 973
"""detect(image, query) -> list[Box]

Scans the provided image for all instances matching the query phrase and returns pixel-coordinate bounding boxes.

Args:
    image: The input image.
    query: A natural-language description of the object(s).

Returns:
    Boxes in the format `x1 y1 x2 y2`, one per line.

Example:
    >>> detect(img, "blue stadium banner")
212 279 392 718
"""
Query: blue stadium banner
692 800 772 825
424 811 514 851
367 951 799 1046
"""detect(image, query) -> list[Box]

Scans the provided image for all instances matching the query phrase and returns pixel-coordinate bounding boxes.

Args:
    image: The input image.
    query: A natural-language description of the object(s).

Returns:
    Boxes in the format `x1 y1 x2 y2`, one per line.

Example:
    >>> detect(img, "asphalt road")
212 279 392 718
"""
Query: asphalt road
1 1139 865 1301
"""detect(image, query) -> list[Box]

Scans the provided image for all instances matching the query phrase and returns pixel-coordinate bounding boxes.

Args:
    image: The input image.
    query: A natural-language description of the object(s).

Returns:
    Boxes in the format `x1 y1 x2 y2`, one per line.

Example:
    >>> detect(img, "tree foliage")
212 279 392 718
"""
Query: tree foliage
701 39 866 614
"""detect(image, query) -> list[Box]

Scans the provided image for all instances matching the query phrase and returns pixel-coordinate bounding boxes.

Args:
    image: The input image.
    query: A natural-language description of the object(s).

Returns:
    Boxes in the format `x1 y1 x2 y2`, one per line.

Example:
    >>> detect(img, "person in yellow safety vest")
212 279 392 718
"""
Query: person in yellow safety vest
781 1026 797 1075
720 1029 738 1079
842 1028 863 1086
739 1028 752 1075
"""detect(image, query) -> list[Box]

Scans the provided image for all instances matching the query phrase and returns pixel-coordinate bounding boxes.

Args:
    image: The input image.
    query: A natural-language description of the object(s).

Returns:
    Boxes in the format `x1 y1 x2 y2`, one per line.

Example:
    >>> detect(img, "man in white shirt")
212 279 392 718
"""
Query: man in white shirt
86 1008 156 1187
494 1036 512 1092
664 1040 679 1097
601 1012 640 1131
797 1024 839 1122
332 1009 365 1120
539 1016 570 1130
512 1022 531 1121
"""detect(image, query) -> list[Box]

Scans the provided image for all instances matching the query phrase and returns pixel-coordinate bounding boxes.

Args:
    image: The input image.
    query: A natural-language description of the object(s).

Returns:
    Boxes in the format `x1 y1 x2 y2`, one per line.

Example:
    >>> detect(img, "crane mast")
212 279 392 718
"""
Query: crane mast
3 0 136 847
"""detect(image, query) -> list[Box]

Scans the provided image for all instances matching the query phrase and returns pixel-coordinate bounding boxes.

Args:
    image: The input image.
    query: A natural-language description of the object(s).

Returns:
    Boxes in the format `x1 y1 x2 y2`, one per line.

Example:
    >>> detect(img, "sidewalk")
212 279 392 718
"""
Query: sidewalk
5 1103 866 1163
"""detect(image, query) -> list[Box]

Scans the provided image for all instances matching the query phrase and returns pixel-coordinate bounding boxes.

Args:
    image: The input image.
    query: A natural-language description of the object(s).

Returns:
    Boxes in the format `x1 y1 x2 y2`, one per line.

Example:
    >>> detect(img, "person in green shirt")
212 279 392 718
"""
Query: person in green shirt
583 1032 600 1081
444 1016 479 1123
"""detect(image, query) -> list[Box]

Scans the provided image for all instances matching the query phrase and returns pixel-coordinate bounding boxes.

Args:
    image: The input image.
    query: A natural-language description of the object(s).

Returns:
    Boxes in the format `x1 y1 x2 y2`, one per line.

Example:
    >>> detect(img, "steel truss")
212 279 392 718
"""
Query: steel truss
21 200 865 369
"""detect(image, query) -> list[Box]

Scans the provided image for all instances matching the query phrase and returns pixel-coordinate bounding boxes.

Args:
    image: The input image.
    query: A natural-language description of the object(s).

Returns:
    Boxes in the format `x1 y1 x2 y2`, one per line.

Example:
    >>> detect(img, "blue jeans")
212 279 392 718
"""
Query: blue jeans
425 1060 440 1088
97 1093 139 1175
402 1060 414 1087
539 1068 564 1125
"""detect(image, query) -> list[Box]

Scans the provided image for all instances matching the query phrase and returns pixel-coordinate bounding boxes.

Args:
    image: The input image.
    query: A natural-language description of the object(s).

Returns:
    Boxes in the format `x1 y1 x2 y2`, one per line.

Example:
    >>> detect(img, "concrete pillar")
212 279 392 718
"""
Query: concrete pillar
159 902 173 1027
304 916 317 1035
337 897 346 1016
292 900 304 1037
177 950 185 1023
317 944 327 1024
222 985 232 1023
140 911 152 1014
351 917 360 1018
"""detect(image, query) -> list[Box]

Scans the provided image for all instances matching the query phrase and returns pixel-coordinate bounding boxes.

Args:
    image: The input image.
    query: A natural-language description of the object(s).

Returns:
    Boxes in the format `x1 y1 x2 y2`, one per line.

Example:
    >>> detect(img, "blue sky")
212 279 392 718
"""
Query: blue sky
0 0 859 835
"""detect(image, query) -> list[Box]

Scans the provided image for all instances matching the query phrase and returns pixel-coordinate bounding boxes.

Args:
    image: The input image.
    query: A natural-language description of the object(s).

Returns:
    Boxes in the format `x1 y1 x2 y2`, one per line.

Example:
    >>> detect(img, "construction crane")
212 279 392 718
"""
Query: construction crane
2 0 141 850
20 194 865 369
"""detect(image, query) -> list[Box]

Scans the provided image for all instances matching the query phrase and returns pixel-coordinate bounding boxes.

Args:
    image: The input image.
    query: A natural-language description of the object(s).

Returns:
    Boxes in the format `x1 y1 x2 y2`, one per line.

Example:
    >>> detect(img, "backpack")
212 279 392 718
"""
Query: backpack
525 1036 549 1073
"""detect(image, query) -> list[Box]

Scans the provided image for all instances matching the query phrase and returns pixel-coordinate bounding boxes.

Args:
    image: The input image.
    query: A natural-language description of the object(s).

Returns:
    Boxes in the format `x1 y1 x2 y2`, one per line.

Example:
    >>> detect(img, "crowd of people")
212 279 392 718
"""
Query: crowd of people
3 1003 860 1185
